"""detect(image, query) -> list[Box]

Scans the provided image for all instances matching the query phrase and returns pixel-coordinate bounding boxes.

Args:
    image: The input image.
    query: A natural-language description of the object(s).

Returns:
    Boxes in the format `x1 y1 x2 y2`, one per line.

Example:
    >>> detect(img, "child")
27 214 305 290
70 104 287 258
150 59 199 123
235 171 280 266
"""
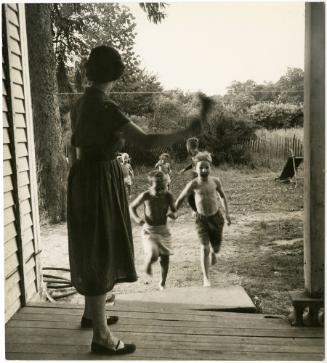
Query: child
175 151 231 287
179 137 200 177
155 153 172 189
179 137 200 212
121 153 134 197
130 170 177 290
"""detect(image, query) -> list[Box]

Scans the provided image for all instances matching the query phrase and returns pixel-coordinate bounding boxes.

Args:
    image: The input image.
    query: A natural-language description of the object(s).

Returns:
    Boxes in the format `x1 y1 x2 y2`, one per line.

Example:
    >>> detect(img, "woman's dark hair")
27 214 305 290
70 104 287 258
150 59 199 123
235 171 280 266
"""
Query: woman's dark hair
85 45 125 83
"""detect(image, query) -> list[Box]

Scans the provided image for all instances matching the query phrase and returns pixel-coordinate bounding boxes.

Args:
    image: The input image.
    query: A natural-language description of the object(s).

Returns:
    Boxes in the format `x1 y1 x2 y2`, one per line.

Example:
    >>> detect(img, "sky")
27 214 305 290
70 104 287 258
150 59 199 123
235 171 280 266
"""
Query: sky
126 2 305 96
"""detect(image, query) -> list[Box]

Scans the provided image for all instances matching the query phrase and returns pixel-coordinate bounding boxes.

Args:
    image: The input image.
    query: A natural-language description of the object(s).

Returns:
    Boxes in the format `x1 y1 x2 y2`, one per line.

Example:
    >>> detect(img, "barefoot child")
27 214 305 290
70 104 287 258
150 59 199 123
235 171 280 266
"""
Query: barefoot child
130 171 177 290
175 152 231 287
179 137 200 177
179 137 200 212
121 153 134 197
155 153 172 189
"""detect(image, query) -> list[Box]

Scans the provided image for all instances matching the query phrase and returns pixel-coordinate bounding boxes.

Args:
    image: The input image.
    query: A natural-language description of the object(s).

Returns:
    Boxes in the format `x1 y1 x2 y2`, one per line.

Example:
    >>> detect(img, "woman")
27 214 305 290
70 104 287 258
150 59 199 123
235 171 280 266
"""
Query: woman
67 45 211 355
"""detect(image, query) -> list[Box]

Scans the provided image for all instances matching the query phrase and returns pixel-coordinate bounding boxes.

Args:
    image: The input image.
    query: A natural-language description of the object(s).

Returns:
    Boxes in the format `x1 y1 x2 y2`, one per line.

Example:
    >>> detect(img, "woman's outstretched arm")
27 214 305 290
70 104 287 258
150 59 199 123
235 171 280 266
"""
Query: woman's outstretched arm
120 93 212 149
121 120 199 149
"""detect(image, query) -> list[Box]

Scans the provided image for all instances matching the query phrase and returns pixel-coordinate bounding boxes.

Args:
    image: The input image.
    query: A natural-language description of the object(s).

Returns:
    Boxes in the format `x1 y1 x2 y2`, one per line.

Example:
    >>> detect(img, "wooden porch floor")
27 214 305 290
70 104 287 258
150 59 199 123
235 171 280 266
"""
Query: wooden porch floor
5 300 324 360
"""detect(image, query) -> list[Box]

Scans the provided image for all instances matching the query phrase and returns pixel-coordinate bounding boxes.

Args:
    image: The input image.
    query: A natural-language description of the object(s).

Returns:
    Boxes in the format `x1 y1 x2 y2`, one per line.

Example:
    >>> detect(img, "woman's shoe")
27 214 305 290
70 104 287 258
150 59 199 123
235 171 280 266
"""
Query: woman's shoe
81 315 119 328
91 340 136 355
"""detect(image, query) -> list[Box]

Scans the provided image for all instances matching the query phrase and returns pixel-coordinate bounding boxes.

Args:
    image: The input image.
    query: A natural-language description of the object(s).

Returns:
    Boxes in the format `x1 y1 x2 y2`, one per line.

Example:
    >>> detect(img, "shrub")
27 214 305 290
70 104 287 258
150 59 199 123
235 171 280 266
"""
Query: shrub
202 111 257 165
248 102 303 129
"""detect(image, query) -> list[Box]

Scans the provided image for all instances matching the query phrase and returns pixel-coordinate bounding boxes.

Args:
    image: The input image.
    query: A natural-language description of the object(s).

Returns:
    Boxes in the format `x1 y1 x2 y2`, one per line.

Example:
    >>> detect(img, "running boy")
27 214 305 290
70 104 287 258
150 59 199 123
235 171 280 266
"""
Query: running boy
155 153 172 189
179 137 200 211
121 153 134 197
175 152 231 287
130 170 177 290
179 137 200 177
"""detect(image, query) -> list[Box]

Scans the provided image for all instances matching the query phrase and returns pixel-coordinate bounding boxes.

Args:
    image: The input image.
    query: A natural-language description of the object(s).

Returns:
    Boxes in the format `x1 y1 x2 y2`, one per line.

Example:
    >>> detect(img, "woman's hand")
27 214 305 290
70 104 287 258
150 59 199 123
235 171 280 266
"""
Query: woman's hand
187 93 213 136
188 118 202 135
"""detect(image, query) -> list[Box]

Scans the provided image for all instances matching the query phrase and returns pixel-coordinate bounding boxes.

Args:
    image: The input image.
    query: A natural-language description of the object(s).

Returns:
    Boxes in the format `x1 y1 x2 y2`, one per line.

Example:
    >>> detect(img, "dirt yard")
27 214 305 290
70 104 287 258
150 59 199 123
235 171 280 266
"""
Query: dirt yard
41 163 304 316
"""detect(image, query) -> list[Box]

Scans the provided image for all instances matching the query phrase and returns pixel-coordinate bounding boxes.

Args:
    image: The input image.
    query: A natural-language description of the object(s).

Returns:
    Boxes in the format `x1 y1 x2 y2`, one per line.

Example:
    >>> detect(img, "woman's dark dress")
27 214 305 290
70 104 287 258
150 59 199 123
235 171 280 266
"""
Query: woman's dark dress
67 86 137 296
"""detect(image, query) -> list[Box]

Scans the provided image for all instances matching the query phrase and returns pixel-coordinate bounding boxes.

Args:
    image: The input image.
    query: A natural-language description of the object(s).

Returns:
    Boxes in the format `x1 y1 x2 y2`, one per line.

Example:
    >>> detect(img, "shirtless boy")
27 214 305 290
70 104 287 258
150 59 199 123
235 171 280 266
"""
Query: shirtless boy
175 152 231 287
130 171 177 290
155 153 172 189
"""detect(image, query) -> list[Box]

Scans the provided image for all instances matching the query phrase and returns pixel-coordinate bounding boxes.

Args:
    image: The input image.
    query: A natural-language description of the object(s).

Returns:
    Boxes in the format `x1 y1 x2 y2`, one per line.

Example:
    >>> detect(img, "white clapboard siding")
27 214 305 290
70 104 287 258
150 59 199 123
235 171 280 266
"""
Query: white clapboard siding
4 206 15 226
12 83 24 99
14 113 26 128
4 190 14 209
3 127 10 143
4 222 18 242
3 4 42 323
5 237 19 259
3 144 12 160
3 109 9 126
5 253 20 280
4 175 14 193
22 227 34 248
16 143 28 157
3 159 13 176
6 6 19 26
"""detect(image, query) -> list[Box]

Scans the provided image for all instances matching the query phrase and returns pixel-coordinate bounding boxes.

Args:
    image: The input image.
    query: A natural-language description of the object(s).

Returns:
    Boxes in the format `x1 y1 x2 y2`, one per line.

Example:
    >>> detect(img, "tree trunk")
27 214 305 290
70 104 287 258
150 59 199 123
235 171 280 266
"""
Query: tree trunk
25 4 67 223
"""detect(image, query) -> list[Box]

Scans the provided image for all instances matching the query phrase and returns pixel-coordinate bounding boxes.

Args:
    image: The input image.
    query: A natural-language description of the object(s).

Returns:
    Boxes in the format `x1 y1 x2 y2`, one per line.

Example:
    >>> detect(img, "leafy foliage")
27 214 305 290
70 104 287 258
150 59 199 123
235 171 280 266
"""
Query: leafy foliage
275 67 304 104
52 3 164 117
203 109 257 164
248 102 303 129
139 3 168 24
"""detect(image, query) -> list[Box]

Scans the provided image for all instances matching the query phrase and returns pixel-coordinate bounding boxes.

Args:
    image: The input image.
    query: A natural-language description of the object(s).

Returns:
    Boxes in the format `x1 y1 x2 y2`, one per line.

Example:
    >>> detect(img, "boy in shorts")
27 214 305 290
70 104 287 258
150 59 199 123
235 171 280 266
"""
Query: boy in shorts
130 170 177 290
175 152 231 287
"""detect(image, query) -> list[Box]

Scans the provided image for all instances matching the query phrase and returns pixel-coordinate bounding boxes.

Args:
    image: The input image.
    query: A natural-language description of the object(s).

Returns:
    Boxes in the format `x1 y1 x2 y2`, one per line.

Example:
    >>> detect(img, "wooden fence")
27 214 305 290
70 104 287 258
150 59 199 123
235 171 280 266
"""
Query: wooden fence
240 134 303 159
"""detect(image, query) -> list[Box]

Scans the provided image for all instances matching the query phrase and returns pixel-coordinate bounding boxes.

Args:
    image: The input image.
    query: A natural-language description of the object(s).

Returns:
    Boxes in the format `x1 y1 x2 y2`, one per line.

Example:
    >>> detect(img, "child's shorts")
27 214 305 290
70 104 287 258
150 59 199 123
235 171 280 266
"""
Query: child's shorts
124 176 132 186
195 210 224 253
142 224 173 256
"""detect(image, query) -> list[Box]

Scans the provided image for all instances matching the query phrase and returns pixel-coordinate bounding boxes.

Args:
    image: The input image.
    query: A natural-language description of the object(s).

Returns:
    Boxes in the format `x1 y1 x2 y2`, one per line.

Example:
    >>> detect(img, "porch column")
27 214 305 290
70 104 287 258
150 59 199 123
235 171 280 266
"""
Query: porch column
303 2 325 297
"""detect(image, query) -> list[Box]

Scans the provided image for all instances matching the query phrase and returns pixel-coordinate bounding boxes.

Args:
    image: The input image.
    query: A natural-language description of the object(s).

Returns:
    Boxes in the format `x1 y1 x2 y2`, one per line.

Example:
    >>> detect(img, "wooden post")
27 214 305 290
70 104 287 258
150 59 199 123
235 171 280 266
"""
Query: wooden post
303 2 325 297
288 3 324 327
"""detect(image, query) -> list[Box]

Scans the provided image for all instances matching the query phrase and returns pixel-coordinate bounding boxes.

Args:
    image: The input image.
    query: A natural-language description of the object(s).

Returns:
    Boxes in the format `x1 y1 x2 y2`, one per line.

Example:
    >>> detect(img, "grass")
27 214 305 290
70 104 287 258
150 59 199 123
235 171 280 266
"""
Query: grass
255 127 304 141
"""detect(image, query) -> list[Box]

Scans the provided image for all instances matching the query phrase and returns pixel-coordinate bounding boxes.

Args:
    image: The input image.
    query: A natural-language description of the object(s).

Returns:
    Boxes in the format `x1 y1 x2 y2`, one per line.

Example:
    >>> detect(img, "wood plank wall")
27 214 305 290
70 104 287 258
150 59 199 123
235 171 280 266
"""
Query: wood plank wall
3 3 42 323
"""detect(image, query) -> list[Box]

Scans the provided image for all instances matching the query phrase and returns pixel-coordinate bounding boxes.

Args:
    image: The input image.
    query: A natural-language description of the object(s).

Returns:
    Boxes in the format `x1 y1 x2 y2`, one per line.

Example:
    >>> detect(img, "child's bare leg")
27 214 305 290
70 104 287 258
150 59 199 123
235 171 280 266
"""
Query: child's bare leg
144 244 159 276
211 250 217 266
200 244 211 287
159 255 169 290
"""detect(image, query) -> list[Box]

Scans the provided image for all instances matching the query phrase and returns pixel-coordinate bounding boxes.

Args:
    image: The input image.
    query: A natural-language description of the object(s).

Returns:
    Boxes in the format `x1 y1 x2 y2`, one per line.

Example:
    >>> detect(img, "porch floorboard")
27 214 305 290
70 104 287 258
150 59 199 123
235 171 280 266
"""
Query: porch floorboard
5 300 324 360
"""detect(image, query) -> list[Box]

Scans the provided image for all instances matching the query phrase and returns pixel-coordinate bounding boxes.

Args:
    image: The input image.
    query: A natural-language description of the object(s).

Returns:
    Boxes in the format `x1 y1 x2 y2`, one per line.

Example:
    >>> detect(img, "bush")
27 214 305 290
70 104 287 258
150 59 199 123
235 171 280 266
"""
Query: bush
202 112 257 165
248 102 303 129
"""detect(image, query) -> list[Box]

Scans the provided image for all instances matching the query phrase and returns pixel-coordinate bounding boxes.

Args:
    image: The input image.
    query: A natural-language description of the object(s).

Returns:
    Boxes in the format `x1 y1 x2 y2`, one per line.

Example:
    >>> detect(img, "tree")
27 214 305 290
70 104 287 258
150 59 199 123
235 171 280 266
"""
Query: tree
52 4 164 118
139 3 168 24
275 67 304 104
26 4 67 222
223 80 257 114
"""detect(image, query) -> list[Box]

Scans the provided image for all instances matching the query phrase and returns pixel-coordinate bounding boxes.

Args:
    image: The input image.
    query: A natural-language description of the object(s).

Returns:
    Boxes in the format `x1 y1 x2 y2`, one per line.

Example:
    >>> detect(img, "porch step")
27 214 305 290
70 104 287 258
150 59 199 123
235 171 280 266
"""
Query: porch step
117 285 257 312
